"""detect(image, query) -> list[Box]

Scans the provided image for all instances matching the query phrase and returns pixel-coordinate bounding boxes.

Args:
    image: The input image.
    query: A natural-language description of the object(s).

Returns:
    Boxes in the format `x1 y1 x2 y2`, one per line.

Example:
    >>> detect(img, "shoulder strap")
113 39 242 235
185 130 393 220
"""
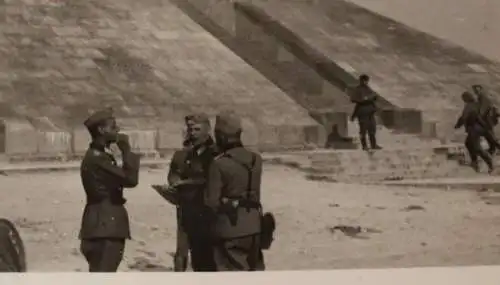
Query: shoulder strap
223 152 257 200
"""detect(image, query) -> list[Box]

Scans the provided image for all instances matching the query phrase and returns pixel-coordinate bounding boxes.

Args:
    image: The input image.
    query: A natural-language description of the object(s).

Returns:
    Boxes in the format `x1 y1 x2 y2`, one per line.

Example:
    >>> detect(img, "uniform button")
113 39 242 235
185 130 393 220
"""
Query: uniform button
111 217 115 220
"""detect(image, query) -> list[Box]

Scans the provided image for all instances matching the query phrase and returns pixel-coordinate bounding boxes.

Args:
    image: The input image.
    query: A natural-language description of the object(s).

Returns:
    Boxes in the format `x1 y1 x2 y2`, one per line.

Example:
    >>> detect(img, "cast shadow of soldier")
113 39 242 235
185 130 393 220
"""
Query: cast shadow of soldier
324 125 357 150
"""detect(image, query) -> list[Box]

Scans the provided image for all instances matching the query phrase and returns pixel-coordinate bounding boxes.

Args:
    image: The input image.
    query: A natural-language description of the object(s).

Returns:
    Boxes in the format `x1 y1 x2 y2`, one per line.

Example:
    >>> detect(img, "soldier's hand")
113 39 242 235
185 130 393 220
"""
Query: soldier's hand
116 133 131 152
152 184 169 192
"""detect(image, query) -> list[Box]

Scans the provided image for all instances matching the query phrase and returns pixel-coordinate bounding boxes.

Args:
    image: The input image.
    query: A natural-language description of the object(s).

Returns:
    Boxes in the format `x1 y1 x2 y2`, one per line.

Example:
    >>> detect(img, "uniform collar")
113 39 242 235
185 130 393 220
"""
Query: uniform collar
219 141 243 153
90 141 106 152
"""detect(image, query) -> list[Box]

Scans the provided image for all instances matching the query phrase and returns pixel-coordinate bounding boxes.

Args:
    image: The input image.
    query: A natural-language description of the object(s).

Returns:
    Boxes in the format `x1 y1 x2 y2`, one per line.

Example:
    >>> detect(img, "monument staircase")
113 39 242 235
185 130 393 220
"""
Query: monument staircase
0 0 498 182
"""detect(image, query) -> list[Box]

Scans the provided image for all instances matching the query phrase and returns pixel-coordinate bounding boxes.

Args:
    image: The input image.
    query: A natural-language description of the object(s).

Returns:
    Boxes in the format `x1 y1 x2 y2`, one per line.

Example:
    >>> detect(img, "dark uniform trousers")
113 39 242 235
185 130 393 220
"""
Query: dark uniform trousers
79 142 140 272
482 128 499 154
456 102 493 171
465 127 493 169
205 144 265 272
174 207 190 271
182 204 215 271
80 238 125 272
213 234 261 271
358 114 377 149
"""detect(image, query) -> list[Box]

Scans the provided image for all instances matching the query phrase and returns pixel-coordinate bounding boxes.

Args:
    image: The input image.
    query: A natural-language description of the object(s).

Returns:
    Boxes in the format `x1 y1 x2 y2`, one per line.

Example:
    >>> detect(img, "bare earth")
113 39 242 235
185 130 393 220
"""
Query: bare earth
1 165 500 272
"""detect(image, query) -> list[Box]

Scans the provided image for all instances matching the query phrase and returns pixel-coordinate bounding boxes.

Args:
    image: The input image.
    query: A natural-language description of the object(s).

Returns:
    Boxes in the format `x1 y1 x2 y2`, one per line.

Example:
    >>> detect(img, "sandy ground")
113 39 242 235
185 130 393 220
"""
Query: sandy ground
348 0 500 62
1 164 500 272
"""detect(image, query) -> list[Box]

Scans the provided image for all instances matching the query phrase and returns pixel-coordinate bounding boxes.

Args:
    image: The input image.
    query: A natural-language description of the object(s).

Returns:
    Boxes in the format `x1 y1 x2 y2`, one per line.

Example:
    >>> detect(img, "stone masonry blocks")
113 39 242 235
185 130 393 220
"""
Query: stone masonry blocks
0 118 38 156
156 121 185 151
72 127 91 155
36 129 72 156
30 117 72 156
120 129 157 154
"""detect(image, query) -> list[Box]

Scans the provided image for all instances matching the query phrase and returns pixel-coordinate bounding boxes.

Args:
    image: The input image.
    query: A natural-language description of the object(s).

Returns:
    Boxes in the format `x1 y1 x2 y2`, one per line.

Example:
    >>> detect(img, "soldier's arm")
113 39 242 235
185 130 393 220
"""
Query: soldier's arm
358 91 377 104
167 151 183 185
253 156 263 201
93 151 140 188
204 160 224 211
455 106 470 129
366 92 377 102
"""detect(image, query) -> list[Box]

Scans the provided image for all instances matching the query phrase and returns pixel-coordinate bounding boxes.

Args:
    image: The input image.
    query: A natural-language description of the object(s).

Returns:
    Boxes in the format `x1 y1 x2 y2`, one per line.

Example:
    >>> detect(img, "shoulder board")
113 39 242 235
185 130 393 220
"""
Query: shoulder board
214 153 226 161
91 149 102 156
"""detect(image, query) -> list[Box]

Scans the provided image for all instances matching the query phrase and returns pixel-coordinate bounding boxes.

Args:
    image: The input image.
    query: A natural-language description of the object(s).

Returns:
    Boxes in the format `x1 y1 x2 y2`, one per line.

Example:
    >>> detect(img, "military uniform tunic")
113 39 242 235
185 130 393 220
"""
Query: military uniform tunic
78 141 140 272
205 143 263 271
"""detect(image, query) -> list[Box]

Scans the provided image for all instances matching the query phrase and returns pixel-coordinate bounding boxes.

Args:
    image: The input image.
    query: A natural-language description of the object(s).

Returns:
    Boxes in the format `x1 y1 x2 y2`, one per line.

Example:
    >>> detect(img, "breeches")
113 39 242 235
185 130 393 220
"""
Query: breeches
175 207 190 257
213 234 262 271
357 115 376 135
80 238 125 272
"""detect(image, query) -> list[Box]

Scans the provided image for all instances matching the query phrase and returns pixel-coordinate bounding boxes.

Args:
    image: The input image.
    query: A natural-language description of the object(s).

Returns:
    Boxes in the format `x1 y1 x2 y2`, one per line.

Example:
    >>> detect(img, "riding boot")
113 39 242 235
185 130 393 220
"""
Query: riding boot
360 135 369 150
369 133 382 149
174 254 188 272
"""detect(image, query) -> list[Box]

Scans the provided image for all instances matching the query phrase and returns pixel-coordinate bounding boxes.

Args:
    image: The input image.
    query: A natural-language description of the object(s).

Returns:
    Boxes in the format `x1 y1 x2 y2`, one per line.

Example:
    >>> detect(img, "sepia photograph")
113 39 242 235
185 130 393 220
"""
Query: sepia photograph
0 0 499 279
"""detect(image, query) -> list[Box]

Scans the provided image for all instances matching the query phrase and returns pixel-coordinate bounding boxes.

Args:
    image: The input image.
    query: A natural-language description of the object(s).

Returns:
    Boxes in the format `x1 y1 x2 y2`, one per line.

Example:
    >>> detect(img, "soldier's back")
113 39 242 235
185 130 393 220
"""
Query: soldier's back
211 146 263 239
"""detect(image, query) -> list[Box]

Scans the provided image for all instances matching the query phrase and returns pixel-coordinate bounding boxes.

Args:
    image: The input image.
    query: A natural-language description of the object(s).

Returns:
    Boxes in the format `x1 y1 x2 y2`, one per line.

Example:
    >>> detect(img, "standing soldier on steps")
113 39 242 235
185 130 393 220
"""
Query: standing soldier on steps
350 74 382 151
205 111 265 271
455 91 494 173
163 114 218 271
79 109 141 272
472 84 500 155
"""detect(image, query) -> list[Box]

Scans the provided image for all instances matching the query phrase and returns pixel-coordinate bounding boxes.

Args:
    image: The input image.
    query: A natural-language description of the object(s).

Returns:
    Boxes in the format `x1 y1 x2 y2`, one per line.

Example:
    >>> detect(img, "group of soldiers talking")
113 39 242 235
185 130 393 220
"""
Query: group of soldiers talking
0 75 497 272
77 108 275 272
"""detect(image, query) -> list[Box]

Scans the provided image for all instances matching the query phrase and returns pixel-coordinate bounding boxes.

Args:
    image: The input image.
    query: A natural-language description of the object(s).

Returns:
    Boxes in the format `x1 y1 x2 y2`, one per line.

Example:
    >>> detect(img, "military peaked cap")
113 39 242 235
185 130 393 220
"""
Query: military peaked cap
214 110 242 135
84 108 114 129
185 113 210 125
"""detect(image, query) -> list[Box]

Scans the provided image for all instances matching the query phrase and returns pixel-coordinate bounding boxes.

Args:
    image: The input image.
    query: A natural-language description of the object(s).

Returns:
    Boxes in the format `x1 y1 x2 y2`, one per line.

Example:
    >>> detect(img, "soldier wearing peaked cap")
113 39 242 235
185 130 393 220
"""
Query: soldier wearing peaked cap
78 109 141 272
160 113 218 271
204 111 268 271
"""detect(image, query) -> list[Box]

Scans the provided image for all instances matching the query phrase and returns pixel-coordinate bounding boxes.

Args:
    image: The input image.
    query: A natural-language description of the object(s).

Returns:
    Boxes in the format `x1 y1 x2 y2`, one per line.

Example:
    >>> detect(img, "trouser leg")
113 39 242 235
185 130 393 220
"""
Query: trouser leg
80 238 125 272
483 129 500 155
189 236 215 272
358 120 368 150
213 235 260 272
174 207 189 272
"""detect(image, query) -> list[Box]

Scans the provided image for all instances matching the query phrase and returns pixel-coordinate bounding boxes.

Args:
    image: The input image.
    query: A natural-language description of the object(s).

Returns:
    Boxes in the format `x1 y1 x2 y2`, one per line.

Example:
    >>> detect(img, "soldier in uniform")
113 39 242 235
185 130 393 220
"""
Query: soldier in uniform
350 74 382 150
205 110 264 271
78 109 141 272
472 84 500 155
455 91 494 173
167 114 217 272
169 115 196 271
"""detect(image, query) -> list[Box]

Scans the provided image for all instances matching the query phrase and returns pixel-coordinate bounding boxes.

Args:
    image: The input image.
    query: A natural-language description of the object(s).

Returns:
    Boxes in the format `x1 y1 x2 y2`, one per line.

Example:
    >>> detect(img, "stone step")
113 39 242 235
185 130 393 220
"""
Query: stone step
267 144 495 182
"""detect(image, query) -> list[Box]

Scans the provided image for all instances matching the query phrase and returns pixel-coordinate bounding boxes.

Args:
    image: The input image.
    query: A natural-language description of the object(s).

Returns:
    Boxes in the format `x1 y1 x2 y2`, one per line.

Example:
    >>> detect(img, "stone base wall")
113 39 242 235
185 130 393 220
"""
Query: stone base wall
0 117 325 161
